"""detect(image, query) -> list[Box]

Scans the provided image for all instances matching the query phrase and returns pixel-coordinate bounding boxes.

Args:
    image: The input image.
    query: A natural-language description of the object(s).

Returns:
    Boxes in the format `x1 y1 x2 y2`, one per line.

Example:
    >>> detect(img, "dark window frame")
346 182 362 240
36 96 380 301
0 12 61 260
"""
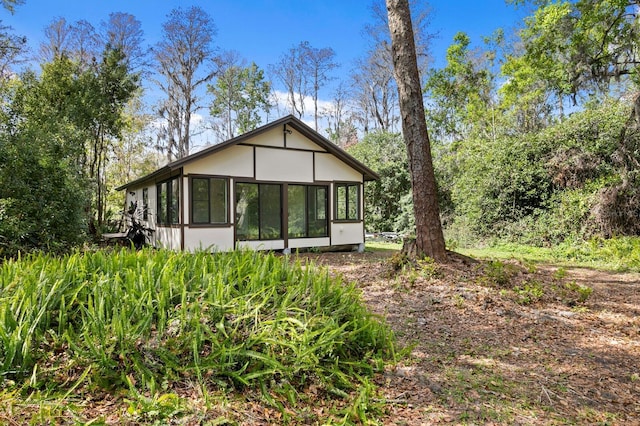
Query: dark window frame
142 188 148 221
156 176 180 226
235 182 283 241
334 182 361 222
190 176 230 226
288 184 329 238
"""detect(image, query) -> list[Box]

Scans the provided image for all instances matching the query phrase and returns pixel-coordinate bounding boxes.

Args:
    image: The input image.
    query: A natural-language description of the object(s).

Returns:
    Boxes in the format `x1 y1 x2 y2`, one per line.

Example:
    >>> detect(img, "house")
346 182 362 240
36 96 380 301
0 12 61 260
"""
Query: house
115 115 379 252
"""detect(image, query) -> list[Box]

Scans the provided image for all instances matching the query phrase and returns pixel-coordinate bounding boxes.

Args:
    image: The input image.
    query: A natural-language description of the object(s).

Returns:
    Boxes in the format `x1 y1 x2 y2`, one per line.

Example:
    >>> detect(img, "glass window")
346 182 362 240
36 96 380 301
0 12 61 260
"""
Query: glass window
335 183 359 221
192 178 210 223
236 183 260 240
157 182 167 224
308 186 328 237
211 179 228 223
157 177 180 225
288 185 306 238
288 185 328 238
260 184 281 240
142 188 148 220
170 179 179 224
191 177 228 224
235 183 282 241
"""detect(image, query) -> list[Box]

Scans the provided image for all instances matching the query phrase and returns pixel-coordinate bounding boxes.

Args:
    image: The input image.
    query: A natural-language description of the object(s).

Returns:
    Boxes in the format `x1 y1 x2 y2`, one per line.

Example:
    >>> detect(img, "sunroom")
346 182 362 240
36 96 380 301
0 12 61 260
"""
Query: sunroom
116 115 378 252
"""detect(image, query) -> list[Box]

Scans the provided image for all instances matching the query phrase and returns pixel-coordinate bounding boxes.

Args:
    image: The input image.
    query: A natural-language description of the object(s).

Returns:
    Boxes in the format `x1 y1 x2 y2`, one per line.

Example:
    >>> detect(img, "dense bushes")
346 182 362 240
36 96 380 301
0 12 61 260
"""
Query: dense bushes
347 132 412 233
0 106 88 257
352 99 640 245
436 99 640 245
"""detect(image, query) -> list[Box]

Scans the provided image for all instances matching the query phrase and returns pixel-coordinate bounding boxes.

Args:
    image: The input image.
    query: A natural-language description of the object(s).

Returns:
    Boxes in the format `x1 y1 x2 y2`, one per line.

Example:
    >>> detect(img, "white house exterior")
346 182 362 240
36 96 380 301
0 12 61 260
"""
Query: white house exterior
116 115 379 252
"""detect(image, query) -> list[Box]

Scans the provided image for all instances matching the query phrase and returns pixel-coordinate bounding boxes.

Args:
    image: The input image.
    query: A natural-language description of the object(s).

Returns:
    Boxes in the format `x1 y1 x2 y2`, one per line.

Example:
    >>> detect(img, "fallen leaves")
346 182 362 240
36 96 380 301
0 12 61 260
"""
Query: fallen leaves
306 250 640 425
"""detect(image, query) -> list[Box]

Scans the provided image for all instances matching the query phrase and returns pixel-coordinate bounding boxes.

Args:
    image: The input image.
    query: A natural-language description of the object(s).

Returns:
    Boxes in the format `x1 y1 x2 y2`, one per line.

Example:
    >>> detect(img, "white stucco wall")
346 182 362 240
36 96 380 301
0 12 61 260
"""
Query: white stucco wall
184 227 235 252
315 153 363 182
155 227 182 250
236 240 286 251
185 145 254 177
255 147 314 182
246 127 284 148
288 237 331 249
331 222 365 245
287 130 326 151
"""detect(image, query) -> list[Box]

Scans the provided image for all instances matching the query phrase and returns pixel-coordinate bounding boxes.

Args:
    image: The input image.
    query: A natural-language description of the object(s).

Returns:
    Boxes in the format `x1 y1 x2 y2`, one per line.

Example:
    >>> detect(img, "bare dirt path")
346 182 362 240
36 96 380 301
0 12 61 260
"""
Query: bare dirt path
303 250 640 425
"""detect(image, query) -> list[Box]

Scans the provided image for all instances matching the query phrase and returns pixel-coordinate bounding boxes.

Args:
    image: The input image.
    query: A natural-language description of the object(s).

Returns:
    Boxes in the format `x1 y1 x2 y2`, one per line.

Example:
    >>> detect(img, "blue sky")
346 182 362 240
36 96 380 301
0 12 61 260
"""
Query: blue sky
6 0 527 74
4 1 528 143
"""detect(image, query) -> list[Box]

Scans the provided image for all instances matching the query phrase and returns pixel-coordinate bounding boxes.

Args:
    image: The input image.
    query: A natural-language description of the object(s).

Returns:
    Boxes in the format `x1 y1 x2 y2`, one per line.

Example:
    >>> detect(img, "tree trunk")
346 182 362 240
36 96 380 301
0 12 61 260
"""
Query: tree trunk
386 0 447 261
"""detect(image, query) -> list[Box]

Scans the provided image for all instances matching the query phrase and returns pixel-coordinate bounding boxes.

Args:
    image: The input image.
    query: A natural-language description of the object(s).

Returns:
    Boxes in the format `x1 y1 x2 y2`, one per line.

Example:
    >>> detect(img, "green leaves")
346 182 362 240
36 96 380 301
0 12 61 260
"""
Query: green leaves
208 61 271 139
506 0 640 104
0 46 140 256
0 249 395 397
347 131 411 233
424 31 495 143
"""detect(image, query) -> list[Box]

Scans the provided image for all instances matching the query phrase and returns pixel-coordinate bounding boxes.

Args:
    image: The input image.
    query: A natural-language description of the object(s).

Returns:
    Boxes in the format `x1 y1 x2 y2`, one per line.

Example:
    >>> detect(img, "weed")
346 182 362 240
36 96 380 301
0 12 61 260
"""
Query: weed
453 294 466 309
407 269 419 285
514 280 545 305
522 259 538 274
388 251 410 271
418 256 441 279
481 260 516 287
562 281 593 305
553 267 567 280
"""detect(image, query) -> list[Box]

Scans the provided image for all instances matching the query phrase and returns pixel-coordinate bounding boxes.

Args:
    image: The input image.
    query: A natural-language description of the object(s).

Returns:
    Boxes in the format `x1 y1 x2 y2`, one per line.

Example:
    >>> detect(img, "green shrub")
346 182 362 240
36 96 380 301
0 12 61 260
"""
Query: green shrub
480 260 517 287
514 280 545 305
562 281 593 305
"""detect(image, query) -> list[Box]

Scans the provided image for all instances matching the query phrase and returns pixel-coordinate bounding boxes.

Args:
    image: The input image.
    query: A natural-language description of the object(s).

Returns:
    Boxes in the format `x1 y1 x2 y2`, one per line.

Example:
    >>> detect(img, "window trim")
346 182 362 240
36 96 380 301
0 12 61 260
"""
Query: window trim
189 175 230 227
287 184 329 239
142 188 148 221
334 182 361 222
156 176 180 226
235 181 283 241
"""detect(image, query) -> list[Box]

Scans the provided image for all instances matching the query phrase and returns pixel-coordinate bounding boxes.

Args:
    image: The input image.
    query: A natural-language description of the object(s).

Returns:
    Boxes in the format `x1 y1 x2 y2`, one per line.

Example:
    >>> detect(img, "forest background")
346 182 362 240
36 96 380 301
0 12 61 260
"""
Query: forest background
1 0 639 257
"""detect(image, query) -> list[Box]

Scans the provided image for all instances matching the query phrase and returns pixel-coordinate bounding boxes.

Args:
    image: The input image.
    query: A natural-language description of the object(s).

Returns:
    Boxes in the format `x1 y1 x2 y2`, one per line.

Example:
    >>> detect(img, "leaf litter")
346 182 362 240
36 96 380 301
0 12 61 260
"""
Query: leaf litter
304 250 640 425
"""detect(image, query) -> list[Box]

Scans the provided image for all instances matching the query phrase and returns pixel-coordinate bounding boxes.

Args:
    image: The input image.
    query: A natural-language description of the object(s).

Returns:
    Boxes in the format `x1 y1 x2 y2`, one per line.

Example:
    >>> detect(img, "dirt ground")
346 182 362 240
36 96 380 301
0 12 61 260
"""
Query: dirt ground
3 249 638 425
303 249 640 425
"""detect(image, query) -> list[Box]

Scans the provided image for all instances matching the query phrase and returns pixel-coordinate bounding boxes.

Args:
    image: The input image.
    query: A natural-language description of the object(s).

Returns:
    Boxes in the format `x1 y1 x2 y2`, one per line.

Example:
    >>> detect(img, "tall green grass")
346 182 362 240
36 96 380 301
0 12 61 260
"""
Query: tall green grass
0 249 395 400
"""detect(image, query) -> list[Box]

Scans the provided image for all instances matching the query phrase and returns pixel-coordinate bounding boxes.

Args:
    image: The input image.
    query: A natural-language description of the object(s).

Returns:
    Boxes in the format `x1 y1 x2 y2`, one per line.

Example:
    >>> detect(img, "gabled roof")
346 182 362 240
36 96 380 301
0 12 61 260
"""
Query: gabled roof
116 115 379 191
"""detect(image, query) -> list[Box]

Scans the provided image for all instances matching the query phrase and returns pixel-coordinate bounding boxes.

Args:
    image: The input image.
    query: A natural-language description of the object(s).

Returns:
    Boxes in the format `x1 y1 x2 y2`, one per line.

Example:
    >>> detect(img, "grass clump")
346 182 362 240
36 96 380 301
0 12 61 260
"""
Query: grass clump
0 249 395 422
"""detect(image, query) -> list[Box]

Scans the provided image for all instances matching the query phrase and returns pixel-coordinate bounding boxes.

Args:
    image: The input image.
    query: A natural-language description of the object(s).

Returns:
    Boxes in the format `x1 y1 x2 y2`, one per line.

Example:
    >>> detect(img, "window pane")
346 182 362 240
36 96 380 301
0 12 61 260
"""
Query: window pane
192 178 209 223
336 185 347 220
170 178 180 224
210 178 228 223
348 184 358 220
193 200 209 223
288 185 306 238
157 182 167 224
316 187 326 220
308 186 328 237
260 184 281 239
236 183 259 240
142 188 148 220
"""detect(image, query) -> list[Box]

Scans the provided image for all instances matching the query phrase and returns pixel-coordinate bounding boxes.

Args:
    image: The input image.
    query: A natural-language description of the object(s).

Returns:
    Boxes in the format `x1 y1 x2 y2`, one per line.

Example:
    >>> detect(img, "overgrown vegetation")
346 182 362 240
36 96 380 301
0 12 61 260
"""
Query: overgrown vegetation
0 249 395 423
350 1 640 252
